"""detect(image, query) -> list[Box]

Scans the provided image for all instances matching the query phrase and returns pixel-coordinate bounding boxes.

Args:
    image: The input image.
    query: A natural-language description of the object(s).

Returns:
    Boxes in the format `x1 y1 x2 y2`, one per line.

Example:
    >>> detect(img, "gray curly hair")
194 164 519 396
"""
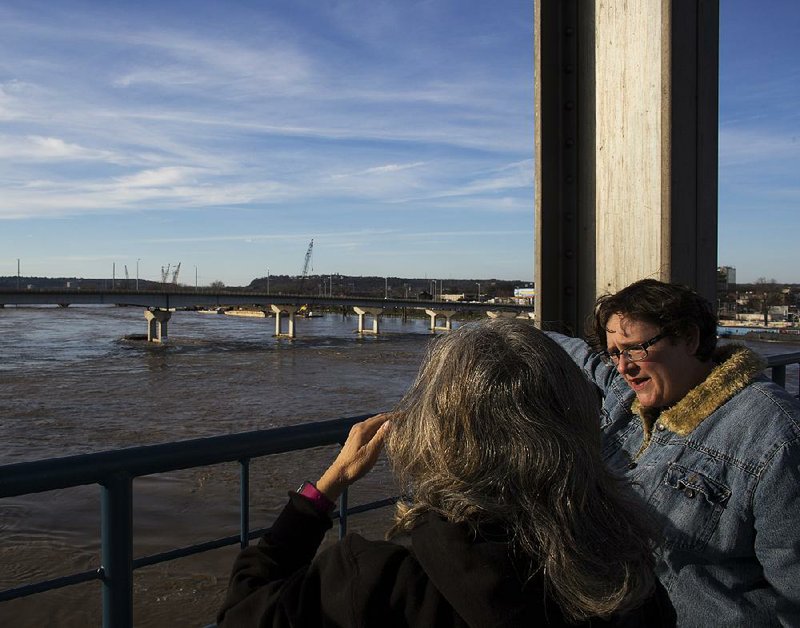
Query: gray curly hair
386 318 658 621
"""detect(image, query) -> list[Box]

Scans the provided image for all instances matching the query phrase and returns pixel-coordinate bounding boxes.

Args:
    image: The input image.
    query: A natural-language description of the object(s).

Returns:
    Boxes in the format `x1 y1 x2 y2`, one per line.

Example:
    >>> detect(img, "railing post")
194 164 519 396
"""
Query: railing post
239 459 250 548
338 487 348 540
101 472 134 628
772 365 787 388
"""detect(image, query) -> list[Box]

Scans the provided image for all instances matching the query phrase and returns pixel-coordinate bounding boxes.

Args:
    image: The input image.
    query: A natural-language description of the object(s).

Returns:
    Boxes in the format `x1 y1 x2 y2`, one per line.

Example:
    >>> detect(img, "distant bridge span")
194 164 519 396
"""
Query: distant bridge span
0 289 532 341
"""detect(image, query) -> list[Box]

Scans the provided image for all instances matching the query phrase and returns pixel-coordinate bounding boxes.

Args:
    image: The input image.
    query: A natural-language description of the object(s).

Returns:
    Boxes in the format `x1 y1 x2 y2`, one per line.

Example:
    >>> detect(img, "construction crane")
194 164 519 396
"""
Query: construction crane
301 239 314 277
299 239 313 291
161 264 171 284
171 262 181 285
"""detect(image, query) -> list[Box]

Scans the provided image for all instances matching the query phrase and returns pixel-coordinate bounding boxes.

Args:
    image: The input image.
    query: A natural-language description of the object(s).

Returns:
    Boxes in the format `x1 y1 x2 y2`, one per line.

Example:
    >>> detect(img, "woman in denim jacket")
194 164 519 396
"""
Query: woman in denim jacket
550 279 800 626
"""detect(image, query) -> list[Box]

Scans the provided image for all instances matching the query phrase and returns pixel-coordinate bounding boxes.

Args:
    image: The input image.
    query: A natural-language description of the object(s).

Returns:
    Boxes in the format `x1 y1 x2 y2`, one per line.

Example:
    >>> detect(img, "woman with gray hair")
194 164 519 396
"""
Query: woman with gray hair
218 319 674 627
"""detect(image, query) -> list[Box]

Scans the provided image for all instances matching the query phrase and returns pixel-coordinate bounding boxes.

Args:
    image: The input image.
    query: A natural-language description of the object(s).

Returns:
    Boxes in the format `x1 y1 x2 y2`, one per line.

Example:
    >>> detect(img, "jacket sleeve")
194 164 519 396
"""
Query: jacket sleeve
216 492 335 627
753 437 800 626
546 331 620 395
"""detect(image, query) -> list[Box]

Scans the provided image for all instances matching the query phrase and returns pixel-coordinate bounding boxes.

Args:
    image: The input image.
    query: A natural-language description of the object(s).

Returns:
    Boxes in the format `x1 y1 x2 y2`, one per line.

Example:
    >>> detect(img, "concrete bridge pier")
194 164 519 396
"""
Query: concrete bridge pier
425 309 457 332
271 305 299 338
144 309 172 343
353 307 383 335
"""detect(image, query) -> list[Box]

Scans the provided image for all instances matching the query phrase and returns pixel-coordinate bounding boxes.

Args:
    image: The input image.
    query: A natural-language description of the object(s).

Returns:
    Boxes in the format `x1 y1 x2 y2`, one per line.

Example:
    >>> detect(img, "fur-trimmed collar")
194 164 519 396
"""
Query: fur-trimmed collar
631 344 765 437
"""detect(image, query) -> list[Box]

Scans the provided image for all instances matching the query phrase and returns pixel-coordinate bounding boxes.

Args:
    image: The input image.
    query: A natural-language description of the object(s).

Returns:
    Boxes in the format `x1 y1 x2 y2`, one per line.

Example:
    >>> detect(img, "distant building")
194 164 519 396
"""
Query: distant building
441 293 465 303
717 266 736 292
513 287 535 306
769 305 789 322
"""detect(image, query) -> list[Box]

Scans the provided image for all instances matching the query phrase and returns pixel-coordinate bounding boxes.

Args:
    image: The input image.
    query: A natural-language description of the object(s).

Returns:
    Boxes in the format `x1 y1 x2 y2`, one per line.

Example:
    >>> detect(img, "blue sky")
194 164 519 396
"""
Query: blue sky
718 0 800 283
0 1 797 286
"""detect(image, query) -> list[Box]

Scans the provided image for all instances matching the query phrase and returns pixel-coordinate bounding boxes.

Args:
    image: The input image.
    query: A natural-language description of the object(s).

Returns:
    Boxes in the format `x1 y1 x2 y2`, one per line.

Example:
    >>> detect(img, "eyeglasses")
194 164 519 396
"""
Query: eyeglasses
601 332 668 365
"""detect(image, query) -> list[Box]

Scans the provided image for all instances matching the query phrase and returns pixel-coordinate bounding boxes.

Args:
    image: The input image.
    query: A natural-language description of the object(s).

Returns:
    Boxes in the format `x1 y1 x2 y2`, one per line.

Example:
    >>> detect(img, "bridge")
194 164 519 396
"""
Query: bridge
0 288 532 341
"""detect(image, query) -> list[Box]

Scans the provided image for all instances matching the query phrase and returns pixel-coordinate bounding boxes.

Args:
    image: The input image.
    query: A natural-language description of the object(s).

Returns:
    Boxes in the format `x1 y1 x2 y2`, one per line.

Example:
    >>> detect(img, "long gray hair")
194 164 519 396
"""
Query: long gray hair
386 318 657 621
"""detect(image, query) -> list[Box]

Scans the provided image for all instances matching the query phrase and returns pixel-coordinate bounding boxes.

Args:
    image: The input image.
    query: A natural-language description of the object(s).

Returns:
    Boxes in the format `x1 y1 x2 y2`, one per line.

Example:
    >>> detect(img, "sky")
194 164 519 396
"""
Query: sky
0 1 797 287
718 0 800 283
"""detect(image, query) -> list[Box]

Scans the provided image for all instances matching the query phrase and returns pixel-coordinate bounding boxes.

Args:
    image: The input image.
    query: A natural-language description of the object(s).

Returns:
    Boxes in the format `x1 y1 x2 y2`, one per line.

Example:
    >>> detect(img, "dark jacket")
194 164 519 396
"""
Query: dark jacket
218 493 675 627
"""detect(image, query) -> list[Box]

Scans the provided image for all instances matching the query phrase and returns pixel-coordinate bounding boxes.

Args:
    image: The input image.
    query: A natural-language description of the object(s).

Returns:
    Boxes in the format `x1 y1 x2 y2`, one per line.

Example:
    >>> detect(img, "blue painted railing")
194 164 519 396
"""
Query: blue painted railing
1 353 798 627
0 413 396 628
766 352 800 391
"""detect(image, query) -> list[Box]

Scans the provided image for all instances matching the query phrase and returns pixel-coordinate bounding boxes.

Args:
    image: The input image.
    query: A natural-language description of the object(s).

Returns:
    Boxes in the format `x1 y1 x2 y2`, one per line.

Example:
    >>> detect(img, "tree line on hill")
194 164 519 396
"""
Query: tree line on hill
0 274 529 301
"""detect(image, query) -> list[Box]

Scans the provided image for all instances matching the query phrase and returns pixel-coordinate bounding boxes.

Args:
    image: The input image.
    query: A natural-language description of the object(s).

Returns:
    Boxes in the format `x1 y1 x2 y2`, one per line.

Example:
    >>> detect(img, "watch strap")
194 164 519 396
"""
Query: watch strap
296 481 336 513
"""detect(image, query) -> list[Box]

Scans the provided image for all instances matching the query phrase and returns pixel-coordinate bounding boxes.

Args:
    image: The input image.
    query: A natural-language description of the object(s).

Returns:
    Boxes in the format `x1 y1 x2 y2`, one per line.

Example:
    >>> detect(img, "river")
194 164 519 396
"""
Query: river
1 306 797 627
1 305 435 627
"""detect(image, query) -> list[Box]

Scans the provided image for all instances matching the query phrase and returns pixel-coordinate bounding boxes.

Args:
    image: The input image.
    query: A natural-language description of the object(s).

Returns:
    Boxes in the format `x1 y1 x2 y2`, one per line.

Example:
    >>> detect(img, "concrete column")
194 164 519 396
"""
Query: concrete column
144 309 172 343
535 0 719 334
425 309 457 332
353 307 383 335
271 305 299 338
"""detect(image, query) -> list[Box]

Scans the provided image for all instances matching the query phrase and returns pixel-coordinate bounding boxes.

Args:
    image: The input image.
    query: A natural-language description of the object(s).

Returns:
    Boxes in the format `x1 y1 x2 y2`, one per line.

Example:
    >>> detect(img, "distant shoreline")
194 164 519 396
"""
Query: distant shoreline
718 323 800 342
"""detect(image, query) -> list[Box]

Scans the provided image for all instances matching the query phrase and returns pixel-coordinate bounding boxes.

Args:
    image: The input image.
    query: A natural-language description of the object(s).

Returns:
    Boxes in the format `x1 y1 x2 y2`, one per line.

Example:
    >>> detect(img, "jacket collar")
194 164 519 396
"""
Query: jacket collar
631 344 765 437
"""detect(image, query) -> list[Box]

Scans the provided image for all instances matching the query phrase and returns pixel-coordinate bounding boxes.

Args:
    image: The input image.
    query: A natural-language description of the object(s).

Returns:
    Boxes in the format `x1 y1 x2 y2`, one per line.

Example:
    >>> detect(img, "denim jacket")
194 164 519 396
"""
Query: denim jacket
550 333 800 627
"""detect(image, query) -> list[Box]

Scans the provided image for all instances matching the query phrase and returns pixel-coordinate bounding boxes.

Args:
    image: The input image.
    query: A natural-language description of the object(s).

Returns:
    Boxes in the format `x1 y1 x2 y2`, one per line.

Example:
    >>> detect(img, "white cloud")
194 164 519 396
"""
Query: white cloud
144 228 527 246
0 171 299 219
358 162 427 176
109 28 313 96
0 134 116 161
0 81 23 120
115 167 198 188
396 160 534 203
330 161 425 181
719 128 800 167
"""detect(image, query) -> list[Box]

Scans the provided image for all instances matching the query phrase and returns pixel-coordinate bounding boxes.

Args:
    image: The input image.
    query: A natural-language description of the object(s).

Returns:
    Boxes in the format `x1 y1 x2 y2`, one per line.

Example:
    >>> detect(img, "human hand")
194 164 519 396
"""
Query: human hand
316 413 393 502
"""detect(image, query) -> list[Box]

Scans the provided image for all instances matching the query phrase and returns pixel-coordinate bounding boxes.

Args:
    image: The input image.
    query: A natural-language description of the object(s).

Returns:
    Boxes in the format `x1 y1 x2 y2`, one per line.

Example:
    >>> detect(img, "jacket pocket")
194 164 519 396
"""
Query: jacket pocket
650 463 731 551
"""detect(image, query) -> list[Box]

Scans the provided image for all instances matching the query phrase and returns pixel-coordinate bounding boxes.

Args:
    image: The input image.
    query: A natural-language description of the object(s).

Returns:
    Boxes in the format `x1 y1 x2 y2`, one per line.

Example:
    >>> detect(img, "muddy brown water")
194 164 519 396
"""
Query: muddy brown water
0 306 432 627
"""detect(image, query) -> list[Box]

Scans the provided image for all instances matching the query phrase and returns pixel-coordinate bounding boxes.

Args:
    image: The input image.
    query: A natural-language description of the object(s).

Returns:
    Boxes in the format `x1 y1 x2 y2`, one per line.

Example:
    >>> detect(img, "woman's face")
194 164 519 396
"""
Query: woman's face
605 313 704 409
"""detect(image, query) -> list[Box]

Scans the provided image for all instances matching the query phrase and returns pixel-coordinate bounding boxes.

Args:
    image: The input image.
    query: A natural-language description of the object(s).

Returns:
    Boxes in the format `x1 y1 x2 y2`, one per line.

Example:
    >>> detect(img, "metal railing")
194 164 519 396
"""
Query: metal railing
0 414 396 628
765 352 800 391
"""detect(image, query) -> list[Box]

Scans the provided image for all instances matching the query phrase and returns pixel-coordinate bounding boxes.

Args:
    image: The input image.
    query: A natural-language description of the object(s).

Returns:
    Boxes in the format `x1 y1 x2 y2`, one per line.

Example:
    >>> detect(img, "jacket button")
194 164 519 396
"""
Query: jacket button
656 423 666 432
684 488 696 499
628 462 637 470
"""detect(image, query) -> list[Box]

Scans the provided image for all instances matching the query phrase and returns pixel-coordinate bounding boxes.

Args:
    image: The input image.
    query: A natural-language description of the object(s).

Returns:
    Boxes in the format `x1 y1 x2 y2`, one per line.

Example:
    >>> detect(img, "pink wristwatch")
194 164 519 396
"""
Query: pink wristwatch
296 481 336 513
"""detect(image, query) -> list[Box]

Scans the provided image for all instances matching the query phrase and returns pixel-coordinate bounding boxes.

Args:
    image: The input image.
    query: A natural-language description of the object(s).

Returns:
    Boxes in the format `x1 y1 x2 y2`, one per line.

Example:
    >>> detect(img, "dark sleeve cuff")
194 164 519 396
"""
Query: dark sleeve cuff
257 492 335 568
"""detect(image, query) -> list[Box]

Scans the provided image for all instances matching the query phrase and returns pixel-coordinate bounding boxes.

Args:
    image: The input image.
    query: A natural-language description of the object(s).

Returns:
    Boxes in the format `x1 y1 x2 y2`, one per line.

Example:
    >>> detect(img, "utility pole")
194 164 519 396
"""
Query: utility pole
385 277 388 299
476 282 481 302
136 258 140 291
267 268 270 295
112 262 116 289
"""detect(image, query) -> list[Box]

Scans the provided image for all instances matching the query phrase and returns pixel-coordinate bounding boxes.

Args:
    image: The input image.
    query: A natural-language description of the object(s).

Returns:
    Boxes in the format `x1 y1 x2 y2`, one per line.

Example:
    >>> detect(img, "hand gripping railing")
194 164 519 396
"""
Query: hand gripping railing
0 414 397 628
